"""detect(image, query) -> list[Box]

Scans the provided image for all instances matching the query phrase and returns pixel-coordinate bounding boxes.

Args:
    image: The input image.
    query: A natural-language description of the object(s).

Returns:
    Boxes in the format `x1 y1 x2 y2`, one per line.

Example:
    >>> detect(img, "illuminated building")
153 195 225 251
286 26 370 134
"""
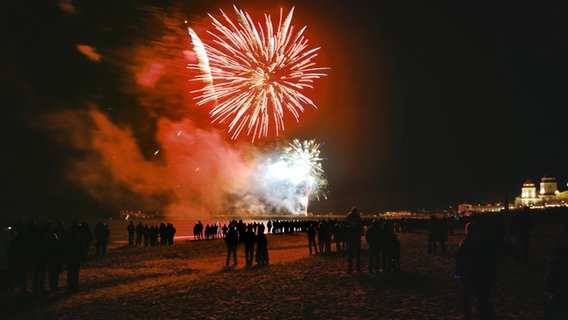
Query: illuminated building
458 203 504 215
459 175 567 215
514 175 566 208
518 180 540 207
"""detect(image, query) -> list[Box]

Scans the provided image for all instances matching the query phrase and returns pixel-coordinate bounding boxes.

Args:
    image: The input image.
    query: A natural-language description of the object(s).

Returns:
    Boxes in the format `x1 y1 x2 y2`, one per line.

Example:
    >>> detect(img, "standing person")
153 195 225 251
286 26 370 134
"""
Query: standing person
196 221 204 240
94 221 110 256
79 222 93 257
0 225 12 292
346 206 364 273
166 223 176 245
317 220 327 254
135 222 144 246
127 221 135 247
242 225 256 266
255 225 269 265
31 221 50 294
544 242 568 319
382 222 401 272
512 209 534 262
307 223 318 255
64 228 85 294
7 220 29 295
46 232 63 292
438 216 448 254
455 221 500 320
365 219 383 273
427 215 440 254
225 225 238 266
333 222 347 252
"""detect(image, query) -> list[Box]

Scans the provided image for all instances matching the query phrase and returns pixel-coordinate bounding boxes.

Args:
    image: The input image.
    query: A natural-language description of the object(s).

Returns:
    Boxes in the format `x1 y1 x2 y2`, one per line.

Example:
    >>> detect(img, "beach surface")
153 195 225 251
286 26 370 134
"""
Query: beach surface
1 220 565 320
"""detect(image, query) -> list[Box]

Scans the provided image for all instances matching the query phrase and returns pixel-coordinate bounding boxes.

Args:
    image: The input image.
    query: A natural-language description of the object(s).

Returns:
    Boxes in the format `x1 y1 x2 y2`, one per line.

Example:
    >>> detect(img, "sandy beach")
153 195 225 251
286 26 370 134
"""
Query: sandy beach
1 218 566 320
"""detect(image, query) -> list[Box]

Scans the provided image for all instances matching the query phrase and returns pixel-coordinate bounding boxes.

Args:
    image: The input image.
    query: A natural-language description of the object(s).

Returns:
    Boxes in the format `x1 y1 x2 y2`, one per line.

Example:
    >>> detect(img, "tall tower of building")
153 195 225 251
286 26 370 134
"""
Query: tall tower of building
517 180 540 207
540 175 558 196
522 180 536 198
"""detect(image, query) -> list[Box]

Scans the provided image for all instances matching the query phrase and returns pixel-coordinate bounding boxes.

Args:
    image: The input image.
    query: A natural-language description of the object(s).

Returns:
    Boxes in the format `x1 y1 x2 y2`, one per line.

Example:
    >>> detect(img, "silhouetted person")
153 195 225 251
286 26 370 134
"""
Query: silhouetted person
64 228 85 294
94 221 110 256
317 220 328 254
438 217 448 254
194 221 204 240
255 225 269 265
513 209 534 262
46 232 63 292
322 220 333 253
225 225 238 266
7 220 28 294
427 215 440 254
159 222 166 245
0 226 11 292
544 242 568 319
31 221 50 293
455 221 499 320
382 222 401 272
346 206 364 273
333 222 347 252
127 221 135 247
166 223 176 245
365 219 383 273
242 225 256 266
307 223 318 255
79 222 92 257
135 222 144 246
205 224 212 240
143 224 150 247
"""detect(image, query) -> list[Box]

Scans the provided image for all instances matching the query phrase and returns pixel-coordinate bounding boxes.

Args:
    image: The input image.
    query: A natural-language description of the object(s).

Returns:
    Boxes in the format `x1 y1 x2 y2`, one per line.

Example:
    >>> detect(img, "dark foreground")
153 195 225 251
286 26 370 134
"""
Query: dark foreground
1 221 566 320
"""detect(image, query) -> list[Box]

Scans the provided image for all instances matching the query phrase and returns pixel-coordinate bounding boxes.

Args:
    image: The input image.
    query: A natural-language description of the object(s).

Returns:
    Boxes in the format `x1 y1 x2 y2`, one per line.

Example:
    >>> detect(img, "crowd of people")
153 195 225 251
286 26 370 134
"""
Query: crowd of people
0 219 110 295
192 221 224 240
222 220 269 267
298 206 568 319
128 221 176 248
2 207 567 319
211 207 566 319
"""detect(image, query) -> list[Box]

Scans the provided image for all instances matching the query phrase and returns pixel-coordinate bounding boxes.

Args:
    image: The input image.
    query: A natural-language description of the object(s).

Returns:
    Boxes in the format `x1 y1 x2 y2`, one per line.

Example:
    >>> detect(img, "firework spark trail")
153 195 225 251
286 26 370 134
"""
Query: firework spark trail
283 139 324 174
187 28 214 92
188 5 327 141
283 139 328 204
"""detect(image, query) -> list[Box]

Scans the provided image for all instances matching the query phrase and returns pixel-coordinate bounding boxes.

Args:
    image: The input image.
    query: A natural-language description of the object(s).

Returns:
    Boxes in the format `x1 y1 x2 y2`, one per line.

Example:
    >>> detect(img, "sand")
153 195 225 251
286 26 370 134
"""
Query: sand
1 220 566 320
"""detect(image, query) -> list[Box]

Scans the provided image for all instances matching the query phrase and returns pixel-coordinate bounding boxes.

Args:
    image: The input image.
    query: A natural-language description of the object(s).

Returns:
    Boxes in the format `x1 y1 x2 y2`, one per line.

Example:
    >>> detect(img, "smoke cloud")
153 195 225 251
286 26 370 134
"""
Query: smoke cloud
41 105 318 219
19 1 325 220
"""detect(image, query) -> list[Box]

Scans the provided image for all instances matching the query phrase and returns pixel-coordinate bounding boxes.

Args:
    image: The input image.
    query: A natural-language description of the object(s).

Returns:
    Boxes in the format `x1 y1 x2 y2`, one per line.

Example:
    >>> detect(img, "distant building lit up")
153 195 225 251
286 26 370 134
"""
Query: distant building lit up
514 175 567 208
459 175 567 215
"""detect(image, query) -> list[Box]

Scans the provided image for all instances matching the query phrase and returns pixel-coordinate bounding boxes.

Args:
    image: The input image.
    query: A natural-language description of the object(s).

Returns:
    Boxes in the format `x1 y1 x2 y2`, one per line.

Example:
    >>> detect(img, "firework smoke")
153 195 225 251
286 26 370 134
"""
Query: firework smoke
45 107 327 217
21 2 328 219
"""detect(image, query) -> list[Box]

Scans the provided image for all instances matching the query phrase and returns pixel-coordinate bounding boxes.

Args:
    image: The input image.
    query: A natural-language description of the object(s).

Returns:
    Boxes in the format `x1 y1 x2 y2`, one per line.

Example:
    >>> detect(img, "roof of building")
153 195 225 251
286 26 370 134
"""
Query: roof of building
541 176 557 183
523 180 535 187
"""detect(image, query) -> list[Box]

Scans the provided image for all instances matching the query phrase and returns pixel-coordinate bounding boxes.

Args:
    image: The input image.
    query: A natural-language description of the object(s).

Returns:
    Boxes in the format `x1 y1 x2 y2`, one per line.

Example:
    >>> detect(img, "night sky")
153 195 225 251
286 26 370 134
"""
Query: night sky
1 0 566 219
